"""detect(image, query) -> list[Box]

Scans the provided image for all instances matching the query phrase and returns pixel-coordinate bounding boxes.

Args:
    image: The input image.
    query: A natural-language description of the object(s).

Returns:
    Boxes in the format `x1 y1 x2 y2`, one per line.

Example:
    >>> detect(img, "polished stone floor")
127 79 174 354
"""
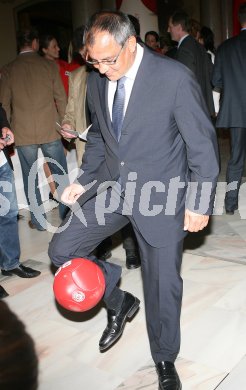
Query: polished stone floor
1 135 246 390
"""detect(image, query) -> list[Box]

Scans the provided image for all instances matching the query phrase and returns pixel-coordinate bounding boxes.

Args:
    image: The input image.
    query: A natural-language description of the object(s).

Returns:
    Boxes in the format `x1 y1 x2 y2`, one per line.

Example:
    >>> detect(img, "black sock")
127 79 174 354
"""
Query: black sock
104 287 124 312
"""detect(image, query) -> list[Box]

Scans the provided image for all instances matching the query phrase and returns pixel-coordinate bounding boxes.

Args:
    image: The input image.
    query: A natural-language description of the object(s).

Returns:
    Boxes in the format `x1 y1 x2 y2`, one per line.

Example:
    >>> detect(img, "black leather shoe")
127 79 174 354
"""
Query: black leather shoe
99 249 112 261
96 238 112 261
225 209 234 215
156 361 182 390
0 285 9 299
1 264 41 278
125 250 141 269
99 292 140 351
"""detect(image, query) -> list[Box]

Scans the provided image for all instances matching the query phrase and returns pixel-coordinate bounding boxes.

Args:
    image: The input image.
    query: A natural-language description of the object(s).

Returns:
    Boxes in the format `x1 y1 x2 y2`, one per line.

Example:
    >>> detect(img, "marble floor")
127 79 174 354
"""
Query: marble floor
1 135 246 390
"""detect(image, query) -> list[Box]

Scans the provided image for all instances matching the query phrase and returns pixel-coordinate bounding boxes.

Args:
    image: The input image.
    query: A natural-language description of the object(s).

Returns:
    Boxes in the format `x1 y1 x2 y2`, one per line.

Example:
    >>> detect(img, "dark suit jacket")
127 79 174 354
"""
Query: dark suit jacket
175 35 215 116
78 48 219 247
0 103 13 169
212 30 246 128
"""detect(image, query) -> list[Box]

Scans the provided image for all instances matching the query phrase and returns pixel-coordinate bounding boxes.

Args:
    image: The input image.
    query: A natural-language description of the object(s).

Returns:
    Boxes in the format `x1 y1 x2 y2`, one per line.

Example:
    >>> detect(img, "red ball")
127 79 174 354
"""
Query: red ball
53 258 105 312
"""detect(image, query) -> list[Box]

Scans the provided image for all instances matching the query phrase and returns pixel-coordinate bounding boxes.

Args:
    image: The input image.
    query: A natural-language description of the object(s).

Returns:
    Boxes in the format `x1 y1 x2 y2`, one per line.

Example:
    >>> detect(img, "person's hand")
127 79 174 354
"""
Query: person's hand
61 183 85 205
60 123 77 139
0 127 14 150
183 209 209 232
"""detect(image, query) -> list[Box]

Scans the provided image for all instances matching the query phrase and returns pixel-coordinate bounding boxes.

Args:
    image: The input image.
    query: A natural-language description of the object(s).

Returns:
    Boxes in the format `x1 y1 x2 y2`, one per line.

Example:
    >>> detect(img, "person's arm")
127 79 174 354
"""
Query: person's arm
60 72 77 139
0 105 14 148
77 78 106 187
0 65 12 122
52 62 67 123
0 127 14 149
212 47 223 93
176 44 196 75
174 72 219 232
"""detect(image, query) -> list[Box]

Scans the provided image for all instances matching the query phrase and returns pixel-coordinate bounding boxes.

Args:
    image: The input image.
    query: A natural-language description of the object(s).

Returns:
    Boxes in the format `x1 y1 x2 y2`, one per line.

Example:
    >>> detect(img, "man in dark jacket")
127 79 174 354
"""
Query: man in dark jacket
212 2 246 214
168 10 215 117
0 104 40 299
49 12 219 390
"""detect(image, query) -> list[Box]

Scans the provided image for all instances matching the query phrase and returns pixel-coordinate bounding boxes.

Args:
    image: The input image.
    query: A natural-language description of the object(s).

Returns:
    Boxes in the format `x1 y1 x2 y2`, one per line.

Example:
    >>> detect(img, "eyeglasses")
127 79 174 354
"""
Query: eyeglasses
85 42 126 66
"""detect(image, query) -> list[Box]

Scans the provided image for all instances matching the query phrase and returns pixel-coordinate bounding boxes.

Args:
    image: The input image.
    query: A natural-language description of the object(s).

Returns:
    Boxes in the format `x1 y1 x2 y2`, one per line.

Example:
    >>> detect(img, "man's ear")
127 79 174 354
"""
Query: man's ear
128 35 137 53
32 38 39 52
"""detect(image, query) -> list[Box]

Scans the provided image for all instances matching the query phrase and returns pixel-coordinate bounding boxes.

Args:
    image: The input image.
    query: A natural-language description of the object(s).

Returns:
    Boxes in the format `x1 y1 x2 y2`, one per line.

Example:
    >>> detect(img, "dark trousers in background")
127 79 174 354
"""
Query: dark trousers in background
96 222 138 257
48 186 183 363
225 127 246 211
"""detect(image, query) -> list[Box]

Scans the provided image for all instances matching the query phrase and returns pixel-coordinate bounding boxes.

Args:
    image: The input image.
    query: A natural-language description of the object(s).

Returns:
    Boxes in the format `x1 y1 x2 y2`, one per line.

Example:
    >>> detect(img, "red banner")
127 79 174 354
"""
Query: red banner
141 0 157 14
116 0 157 14
233 0 245 35
116 0 123 9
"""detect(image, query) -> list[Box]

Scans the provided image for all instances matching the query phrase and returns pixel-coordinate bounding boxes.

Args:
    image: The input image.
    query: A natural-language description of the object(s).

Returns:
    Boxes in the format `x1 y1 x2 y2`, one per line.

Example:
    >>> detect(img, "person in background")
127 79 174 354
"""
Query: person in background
67 25 86 66
199 26 220 116
0 300 38 389
190 18 201 41
212 2 246 215
159 34 172 55
0 28 68 231
49 12 219 390
39 34 70 95
168 10 215 117
145 30 162 53
61 26 88 166
0 103 40 298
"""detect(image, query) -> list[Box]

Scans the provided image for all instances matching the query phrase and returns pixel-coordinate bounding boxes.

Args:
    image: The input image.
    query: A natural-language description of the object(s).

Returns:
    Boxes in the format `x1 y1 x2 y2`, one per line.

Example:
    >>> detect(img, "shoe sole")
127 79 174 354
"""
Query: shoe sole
126 264 141 270
159 384 182 390
1 270 41 278
99 298 140 352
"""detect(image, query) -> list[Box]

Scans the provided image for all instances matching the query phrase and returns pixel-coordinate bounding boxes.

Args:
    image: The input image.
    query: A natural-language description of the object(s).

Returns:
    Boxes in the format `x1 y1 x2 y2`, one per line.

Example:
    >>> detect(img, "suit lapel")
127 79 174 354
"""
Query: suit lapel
97 76 117 139
121 50 153 134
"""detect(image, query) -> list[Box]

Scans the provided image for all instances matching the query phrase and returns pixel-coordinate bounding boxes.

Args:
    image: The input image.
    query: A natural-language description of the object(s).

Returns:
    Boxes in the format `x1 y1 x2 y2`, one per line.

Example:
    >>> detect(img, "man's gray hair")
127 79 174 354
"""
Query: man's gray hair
84 11 136 47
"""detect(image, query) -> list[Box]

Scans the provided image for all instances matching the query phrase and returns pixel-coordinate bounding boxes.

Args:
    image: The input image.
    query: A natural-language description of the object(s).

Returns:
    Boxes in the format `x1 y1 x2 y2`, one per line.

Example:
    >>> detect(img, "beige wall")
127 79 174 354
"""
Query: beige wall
0 3 17 68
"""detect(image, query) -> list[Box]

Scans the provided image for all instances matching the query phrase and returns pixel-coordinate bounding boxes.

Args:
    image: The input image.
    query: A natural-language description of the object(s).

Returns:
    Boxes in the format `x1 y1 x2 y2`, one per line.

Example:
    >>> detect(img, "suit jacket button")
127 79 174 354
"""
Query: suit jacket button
120 161 124 166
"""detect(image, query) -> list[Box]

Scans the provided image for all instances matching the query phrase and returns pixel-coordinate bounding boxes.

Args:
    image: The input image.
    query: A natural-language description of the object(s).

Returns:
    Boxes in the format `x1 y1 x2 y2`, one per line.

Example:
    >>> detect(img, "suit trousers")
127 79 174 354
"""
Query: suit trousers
48 184 184 363
225 127 246 211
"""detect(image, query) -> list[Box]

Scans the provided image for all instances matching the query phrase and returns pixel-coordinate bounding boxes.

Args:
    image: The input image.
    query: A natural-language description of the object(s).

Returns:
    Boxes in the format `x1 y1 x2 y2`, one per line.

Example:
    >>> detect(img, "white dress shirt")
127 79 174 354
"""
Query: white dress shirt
108 43 144 120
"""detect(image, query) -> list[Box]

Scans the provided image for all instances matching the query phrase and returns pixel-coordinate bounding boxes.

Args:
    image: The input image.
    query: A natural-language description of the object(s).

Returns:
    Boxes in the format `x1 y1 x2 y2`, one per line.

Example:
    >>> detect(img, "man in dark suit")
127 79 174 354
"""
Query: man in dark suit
0 104 40 299
49 12 219 390
168 10 215 117
212 2 246 215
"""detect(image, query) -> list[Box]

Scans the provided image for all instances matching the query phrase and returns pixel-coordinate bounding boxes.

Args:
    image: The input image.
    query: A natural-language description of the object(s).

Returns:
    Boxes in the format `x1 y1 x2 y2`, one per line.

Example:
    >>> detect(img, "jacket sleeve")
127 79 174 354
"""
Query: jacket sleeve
174 72 219 214
62 72 76 129
77 78 106 188
0 65 12 122
51 62 67 122
212 47 223 92
176 45 196 75
0 103 10 132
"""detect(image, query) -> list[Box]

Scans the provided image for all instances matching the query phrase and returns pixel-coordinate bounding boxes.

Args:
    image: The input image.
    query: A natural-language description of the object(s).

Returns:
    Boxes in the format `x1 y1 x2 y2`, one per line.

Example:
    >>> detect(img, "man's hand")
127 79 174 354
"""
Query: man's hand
60 123 77 139
61 183 85 205
183 209 209 232
0 127 14 150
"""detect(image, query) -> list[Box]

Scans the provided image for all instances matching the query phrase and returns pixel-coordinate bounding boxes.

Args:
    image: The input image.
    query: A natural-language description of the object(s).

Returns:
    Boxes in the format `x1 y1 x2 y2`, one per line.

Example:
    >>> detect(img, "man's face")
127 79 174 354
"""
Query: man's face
86 32 137 81
168 19 181 42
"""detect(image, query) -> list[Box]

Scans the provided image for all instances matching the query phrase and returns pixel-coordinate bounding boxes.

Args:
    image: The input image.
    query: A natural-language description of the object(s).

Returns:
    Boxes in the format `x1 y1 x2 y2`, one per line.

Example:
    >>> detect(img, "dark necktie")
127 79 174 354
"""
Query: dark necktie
112 76 126 141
